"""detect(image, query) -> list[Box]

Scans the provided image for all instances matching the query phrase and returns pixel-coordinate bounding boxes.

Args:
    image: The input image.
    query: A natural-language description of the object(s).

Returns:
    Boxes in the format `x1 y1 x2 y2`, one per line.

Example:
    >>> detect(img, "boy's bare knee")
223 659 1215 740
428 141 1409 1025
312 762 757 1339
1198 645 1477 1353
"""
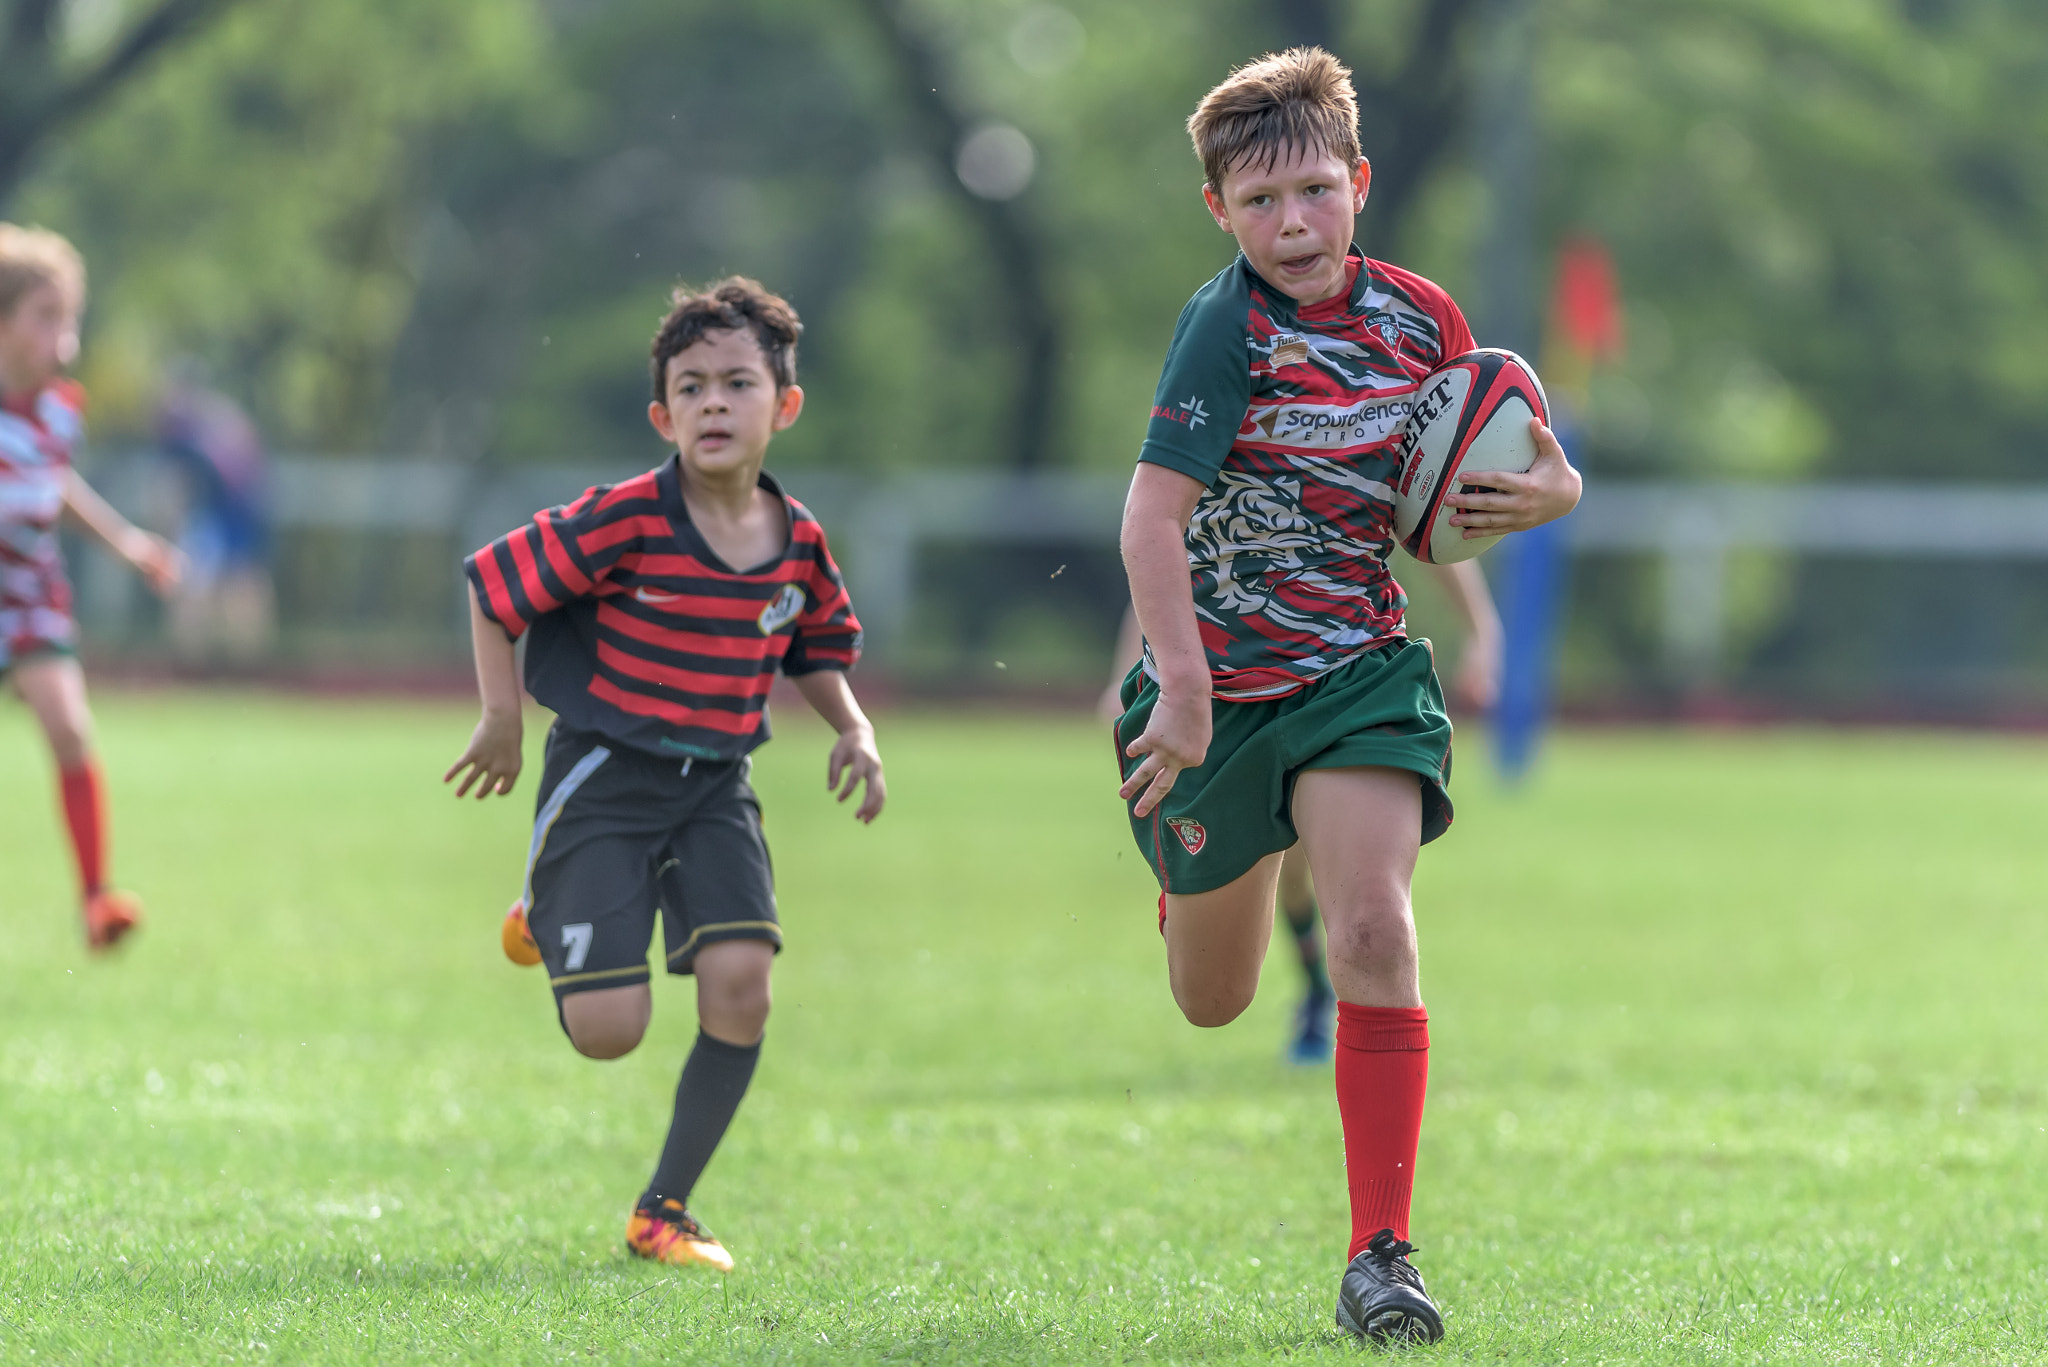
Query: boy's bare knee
568 1025 643 1060
1169 972 1256 1028
1176 993 1252 1029
561 984 651 1059
46 728 91 771
1321 893 1413 968
694 939 775 1045
13 660 93 766
1321 896 1422 1006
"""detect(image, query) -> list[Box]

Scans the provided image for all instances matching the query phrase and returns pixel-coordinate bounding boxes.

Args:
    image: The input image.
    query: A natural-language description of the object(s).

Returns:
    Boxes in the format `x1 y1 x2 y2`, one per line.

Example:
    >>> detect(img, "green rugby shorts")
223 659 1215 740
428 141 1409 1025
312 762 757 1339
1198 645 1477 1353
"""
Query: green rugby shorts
1113 638 1454 895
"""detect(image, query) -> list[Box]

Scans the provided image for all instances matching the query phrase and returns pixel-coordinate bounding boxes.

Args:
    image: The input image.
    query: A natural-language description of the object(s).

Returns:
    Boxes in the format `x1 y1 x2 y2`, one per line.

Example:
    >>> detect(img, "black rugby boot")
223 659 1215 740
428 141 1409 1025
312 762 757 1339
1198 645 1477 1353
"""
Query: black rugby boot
1334 1228 1444 1344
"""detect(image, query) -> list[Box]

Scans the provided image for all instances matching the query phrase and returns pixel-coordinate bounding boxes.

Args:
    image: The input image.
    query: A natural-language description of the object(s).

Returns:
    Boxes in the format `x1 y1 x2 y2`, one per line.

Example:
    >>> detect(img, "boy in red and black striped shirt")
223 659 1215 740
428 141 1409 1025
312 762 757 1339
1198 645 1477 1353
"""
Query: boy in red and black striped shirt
446 278 885 1273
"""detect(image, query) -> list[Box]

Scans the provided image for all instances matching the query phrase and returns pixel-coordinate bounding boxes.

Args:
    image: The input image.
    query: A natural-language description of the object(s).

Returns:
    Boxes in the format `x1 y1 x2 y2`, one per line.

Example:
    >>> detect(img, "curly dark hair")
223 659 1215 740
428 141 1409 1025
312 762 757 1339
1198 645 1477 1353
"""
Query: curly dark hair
649 276 802 402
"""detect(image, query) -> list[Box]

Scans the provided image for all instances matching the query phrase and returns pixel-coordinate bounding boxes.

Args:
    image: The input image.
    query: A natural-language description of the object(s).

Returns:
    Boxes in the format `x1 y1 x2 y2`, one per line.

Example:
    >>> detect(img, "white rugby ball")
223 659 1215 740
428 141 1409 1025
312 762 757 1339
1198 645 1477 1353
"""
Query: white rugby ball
1390 349 1550 565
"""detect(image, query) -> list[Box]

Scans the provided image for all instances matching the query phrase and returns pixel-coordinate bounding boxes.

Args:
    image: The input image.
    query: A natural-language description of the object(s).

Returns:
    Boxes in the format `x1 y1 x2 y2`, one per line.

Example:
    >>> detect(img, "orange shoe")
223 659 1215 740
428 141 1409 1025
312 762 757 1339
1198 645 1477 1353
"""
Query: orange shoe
502 902 542 966
83 889 142 952
625 1196 734 1272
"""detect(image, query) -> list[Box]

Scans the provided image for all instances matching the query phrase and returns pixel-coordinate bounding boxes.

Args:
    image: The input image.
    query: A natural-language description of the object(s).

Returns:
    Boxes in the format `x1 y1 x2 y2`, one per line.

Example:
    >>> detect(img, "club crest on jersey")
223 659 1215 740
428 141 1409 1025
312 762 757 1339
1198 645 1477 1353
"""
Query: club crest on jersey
1165 817 1207 855
1269 332 1310 367
757 583 805 635
1368 313 1403 355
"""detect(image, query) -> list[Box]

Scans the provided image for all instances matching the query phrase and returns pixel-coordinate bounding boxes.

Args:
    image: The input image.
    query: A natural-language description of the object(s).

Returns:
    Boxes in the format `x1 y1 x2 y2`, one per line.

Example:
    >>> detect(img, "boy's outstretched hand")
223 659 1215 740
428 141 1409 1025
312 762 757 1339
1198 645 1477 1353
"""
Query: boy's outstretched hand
121 529 185 596
1444 418 1582 538
445 713 523 798
1451 627 1502 713
827 725 886 823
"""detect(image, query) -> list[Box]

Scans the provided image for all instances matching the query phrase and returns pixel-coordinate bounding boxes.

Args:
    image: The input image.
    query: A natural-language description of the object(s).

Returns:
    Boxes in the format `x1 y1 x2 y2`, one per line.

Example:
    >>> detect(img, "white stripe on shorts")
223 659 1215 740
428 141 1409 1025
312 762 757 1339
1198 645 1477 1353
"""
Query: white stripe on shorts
521 743 612 910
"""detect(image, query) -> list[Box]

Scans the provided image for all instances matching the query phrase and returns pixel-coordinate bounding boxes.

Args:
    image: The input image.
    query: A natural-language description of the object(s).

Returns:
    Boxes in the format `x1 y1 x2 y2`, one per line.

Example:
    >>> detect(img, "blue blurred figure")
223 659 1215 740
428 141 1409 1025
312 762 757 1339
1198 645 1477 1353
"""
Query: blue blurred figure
1490 235 1619 781
156 361 274 666
1489 456 1570 782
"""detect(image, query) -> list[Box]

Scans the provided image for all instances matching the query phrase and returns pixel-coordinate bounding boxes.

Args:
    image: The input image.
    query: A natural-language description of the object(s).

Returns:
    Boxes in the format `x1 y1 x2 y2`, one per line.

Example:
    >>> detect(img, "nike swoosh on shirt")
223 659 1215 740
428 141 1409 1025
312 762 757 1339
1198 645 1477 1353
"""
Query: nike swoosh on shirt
633 587 685 604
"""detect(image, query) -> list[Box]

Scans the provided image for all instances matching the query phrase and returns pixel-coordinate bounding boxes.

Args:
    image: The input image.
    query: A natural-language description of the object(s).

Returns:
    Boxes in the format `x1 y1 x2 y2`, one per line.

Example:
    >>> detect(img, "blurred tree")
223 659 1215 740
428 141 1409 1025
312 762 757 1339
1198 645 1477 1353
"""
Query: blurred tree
1541 0 2048 480
376 0 899 468
0 0 236 208
851 0 1061 473
7 0 2043 494
1273 0 1486 249
15 0 550 446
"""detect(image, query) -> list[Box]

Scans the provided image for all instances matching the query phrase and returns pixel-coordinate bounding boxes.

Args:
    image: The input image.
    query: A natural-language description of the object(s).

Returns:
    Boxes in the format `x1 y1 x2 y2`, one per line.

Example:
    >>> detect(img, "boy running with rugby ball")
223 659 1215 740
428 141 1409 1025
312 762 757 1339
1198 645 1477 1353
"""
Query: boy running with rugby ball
1113 51 1578 1341
446 278 884 1272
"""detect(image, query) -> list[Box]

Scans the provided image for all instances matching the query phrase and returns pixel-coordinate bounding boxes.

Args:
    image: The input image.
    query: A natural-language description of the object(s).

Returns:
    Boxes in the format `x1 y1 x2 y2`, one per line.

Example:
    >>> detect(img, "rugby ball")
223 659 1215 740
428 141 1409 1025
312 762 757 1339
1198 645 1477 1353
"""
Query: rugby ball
1390 349 1550 565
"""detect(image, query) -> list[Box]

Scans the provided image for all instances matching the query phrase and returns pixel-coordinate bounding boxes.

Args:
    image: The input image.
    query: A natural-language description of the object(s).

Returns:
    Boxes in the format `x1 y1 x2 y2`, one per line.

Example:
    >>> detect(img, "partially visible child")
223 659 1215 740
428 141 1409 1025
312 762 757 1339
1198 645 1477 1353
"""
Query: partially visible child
155 362 274 666
0 224 181 950
445 278 885 1273
1098 561 1501 1065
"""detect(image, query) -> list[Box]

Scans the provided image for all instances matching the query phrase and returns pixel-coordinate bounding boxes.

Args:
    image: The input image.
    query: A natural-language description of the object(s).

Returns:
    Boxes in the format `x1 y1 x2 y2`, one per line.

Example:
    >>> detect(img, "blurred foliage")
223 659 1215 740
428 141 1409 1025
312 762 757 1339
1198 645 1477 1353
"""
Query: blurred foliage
9 0 2048 482
1539 0 2048 479
16 0 548 445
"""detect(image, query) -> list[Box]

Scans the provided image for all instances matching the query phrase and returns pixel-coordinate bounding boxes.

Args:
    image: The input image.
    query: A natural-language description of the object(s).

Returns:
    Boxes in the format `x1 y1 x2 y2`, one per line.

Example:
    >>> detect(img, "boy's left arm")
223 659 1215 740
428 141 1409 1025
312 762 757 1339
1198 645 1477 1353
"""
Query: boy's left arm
1442 419 1582 538
61 470 182 595
789 670 885 823
1425 561 1503 712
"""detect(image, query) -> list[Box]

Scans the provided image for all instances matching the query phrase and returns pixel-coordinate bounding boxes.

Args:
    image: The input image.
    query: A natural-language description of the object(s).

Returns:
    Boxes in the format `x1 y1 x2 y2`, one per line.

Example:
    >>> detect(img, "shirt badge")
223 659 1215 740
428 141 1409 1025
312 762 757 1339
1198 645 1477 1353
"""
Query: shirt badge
757 583 805 635
1270 333 1310 367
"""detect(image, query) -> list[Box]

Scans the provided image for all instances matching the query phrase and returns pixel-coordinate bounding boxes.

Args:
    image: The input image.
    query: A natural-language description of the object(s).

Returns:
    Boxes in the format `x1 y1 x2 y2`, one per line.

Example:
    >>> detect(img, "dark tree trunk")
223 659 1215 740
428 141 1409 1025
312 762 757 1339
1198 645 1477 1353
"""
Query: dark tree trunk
1269 0 1485 251
850 0 1061 473
0 0 238 209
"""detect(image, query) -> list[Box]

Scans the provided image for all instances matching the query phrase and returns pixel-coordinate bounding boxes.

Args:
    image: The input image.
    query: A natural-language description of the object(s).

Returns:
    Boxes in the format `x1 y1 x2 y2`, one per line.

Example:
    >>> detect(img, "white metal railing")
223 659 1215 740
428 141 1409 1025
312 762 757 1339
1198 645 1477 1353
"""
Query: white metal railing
75 453 2048 680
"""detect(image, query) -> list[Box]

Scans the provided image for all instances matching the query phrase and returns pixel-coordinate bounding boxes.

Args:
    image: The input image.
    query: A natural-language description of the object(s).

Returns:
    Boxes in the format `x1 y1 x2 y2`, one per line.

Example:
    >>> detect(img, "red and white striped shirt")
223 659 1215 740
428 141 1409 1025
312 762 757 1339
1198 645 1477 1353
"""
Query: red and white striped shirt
0 380 84 645
465 459 860 761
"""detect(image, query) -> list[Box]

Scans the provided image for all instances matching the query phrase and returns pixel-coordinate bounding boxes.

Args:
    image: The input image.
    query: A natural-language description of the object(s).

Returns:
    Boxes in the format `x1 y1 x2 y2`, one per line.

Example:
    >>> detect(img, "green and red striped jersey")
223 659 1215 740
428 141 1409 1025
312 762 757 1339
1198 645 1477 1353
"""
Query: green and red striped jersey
465 459 860 761
1140 248 1475 700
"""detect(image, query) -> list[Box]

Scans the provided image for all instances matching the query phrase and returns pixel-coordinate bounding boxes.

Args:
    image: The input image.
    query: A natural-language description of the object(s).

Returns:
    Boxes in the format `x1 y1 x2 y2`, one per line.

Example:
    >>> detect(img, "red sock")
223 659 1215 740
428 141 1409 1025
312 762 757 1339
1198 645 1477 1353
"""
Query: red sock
1335 1002 1430 1257
58 761 107 898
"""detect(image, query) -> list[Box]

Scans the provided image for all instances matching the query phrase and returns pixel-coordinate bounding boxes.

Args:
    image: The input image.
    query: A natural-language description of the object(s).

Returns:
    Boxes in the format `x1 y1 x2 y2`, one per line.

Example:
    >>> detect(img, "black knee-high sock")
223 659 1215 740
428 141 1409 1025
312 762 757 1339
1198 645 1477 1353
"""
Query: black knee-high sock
644 1031 760 1207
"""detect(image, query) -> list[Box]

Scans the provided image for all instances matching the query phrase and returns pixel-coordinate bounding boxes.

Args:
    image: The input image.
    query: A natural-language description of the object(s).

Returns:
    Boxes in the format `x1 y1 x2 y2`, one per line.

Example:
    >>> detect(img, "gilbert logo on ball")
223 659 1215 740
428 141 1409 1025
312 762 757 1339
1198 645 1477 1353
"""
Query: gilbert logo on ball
1166 817 1207 855
1390 349 1550 565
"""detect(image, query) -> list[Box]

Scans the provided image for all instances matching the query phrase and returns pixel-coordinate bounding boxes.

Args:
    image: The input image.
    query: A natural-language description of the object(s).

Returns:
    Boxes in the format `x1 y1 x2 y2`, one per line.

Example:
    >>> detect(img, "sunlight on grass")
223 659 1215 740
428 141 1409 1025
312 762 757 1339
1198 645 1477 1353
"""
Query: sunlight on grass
1 696 2045 1363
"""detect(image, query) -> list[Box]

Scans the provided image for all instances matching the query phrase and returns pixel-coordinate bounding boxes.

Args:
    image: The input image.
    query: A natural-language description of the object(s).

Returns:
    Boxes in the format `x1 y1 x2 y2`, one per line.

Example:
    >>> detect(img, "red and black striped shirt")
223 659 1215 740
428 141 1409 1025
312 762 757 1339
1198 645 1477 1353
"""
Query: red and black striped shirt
465 459 861 761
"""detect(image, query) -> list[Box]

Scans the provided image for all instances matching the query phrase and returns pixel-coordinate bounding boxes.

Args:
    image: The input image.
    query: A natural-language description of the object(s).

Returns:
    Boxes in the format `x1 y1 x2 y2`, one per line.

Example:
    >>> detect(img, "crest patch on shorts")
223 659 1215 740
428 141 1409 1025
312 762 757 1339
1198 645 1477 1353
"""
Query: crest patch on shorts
1166 817 1207 855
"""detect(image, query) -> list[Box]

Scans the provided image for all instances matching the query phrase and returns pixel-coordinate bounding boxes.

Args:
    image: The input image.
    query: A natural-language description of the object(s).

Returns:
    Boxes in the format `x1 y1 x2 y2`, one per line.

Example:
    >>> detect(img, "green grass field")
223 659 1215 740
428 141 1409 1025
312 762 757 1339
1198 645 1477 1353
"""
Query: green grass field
3 694 2046 1364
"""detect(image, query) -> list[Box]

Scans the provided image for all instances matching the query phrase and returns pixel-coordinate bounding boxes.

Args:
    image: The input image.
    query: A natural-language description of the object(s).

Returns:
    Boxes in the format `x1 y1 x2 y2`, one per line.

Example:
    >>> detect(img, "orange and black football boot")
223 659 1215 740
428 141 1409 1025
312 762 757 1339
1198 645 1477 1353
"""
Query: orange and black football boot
625 1195 734 1272
83 889 142 953
502 901 541 966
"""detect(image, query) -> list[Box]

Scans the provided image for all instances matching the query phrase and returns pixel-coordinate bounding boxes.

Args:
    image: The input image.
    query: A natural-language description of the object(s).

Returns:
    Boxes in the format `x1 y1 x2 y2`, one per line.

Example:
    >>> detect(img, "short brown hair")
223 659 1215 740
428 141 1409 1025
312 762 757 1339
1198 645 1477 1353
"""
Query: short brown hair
649 276 801 401
1187 47 1362 194
0 223 86 318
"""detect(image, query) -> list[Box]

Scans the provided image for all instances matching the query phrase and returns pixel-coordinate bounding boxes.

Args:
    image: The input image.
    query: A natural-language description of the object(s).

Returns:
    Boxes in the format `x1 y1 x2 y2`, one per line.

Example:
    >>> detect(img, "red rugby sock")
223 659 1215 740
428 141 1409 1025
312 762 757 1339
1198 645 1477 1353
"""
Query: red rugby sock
1334 1002 1430 1257
58 761 107 898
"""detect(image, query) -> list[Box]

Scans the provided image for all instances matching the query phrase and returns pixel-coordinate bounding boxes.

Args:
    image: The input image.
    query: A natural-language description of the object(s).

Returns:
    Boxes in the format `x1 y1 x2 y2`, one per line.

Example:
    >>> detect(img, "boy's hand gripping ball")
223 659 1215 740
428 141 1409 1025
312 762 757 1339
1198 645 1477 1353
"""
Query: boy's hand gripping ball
1391 349 1551 564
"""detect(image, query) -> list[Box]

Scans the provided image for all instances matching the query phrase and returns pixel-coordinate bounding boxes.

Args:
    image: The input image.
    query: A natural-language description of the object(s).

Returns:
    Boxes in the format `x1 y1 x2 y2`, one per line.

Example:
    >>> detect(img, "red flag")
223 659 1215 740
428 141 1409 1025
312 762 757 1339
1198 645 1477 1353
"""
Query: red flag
1551 235 1623 364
